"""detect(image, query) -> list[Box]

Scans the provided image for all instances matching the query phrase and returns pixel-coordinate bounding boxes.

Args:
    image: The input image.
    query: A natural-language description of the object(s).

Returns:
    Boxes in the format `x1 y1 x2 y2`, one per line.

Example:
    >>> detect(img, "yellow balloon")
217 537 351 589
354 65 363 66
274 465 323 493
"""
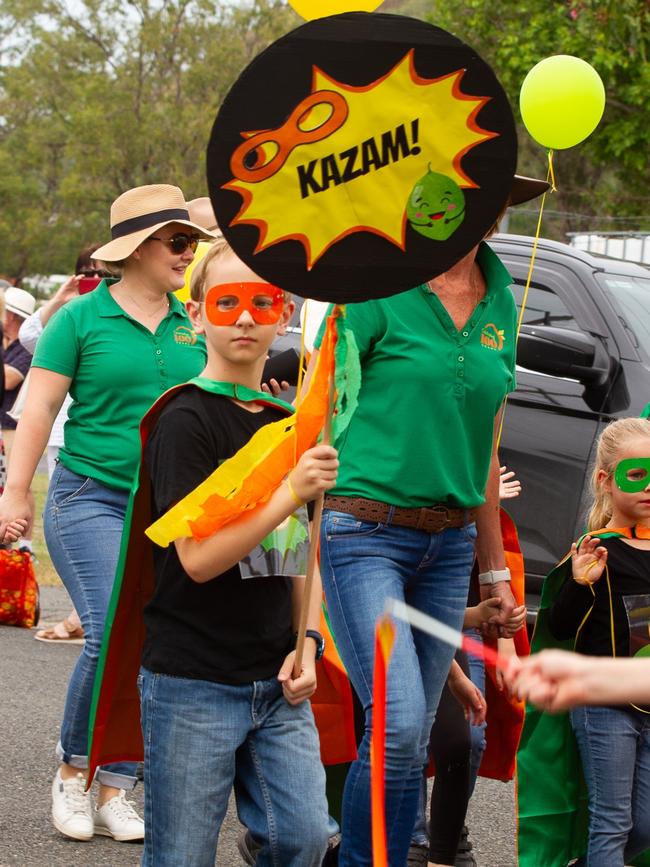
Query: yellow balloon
519 55 605 150
288 0 381 21
174 240 212 303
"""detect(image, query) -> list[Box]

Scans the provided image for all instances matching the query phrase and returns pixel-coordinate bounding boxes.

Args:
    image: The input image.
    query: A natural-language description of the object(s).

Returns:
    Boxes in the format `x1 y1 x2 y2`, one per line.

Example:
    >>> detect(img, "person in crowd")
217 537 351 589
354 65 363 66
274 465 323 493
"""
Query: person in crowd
2 287 36 461
137 236 332 866
22 245 109 643
1 286 36 550
0 286 6 494
540 417 650 867
0 184 215 843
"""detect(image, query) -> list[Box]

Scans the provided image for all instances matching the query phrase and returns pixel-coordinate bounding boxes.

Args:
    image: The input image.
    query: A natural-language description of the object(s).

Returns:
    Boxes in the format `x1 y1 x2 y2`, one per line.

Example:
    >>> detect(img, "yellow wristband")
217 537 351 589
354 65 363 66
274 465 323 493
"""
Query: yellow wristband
286 475 304 508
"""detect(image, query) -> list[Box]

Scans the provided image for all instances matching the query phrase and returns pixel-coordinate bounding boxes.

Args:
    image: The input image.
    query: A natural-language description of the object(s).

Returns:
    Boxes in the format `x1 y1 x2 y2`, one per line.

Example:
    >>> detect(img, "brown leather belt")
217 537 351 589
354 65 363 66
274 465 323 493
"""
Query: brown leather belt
324 495 477 534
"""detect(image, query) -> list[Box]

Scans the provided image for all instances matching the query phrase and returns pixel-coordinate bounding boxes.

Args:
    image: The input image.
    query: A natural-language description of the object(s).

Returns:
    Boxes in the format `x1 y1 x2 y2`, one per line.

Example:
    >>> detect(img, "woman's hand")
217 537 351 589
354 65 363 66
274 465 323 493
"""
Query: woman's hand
277 651 317 705
2 517 28 544
0 491 32 543
448 662 487 725
499 465 522 500
571 535 607 585
56 274 83 303
289 444 338 503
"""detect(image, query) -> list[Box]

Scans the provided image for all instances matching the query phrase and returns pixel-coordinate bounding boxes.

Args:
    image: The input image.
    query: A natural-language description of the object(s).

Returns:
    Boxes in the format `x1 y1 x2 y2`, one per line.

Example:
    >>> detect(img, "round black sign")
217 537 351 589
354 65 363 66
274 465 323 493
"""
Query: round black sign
207 12 517 303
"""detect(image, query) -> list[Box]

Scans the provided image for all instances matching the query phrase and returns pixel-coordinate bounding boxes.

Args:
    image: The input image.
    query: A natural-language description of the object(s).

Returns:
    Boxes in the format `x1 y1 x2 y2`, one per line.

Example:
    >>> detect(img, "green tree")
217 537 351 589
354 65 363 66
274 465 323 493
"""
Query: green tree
430 0 650 239
0 0 297 282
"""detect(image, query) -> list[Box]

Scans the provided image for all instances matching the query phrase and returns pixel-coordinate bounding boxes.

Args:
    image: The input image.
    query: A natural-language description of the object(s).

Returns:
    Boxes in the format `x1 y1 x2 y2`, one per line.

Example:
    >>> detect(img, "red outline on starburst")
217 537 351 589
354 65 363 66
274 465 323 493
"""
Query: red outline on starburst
223 49 499 269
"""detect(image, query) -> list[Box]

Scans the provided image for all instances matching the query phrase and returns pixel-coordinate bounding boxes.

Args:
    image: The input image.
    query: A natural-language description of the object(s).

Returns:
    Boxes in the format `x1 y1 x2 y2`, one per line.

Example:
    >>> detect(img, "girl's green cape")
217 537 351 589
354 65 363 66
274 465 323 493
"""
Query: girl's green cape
86 378 293 786
517 528 650 867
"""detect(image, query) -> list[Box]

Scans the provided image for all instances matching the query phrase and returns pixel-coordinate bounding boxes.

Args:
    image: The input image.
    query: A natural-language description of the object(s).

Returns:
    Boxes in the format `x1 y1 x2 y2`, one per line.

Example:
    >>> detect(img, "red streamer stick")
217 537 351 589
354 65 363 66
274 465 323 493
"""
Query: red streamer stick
370 616 396 867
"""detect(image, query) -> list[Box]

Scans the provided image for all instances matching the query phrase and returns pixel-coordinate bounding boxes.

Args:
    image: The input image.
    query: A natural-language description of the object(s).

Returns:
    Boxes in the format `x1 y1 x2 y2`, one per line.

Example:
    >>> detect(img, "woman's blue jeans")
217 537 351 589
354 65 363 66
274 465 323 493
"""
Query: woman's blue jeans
44 463 137 788
139 668 330 867
320 511 476 867
571 704 650 867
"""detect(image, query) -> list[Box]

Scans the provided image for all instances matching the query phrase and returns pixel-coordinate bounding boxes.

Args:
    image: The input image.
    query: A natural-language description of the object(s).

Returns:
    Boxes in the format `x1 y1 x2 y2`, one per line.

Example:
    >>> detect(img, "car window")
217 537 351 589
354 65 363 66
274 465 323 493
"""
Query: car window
509 282 580 331
596 273 650 363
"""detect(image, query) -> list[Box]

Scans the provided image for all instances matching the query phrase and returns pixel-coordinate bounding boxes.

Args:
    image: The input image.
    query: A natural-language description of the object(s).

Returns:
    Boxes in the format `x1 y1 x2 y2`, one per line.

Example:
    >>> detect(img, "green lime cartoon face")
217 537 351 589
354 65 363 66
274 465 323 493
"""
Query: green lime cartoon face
406 170 465 241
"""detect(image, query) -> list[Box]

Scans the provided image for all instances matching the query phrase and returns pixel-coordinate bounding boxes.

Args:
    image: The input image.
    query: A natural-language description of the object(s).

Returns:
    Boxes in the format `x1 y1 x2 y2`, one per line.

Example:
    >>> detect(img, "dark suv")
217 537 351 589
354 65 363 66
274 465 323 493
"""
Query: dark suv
272 233 650 617
492 233 650 616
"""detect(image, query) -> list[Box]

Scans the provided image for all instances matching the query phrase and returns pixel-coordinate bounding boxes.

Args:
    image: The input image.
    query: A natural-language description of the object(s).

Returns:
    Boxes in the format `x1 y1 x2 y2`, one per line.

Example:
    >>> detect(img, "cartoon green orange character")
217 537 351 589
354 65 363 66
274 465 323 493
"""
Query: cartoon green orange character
406 169 465 241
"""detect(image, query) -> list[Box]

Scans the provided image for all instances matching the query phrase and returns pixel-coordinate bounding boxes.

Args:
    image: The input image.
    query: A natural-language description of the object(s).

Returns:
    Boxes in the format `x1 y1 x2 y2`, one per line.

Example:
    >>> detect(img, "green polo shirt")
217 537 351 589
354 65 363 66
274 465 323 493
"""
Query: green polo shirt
316 243 517 508
33 280 206 490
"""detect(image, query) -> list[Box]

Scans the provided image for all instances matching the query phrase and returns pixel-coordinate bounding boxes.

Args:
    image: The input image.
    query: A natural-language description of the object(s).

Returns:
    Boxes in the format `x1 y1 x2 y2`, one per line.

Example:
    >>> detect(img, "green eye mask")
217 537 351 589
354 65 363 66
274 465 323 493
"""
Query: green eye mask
614 457 650 493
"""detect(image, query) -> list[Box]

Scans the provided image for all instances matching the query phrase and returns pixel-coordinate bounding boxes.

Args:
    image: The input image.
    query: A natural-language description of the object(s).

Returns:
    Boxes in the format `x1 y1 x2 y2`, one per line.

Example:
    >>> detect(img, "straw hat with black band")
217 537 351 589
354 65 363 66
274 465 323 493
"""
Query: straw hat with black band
93 184 217 262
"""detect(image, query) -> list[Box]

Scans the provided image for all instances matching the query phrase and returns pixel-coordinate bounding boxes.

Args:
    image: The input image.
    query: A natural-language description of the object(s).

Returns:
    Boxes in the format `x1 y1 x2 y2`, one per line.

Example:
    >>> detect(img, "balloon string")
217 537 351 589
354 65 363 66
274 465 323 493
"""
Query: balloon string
497 155 554 448
547 149 557 192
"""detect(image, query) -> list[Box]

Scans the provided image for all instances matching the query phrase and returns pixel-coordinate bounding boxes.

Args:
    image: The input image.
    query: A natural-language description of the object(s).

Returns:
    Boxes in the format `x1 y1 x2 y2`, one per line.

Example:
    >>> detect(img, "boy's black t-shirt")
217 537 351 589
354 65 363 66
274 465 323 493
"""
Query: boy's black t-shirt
142 387 294 685
548 538 650 658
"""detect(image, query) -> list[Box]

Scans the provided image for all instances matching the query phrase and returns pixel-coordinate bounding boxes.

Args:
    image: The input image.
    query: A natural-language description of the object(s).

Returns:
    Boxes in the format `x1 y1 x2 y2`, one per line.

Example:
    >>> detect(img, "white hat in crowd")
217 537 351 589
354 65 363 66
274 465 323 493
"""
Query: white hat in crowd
4 287 36 319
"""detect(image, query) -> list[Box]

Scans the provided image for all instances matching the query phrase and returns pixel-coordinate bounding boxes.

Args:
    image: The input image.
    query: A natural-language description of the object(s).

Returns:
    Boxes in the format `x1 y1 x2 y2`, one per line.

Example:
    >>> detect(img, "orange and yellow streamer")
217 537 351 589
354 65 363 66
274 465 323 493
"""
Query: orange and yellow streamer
371 615 396 867
146 311 338 546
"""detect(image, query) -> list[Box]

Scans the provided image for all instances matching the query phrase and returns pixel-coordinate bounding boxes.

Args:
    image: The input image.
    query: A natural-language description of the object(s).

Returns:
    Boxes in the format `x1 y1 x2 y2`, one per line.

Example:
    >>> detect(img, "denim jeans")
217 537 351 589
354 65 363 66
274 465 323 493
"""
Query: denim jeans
44 463 137 788
320 512 476 867
571 704 650 867
138 668 330 867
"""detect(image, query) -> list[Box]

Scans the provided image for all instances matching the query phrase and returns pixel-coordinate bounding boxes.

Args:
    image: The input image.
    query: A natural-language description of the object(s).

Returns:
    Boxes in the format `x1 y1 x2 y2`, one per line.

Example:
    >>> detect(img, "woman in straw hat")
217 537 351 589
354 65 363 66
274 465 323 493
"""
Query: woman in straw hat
0 184 215 844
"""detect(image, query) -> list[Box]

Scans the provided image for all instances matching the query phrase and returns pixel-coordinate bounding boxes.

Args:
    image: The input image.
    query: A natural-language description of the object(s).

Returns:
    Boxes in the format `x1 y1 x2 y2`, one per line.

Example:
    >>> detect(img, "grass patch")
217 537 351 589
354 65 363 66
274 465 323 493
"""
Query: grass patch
32 471 61 587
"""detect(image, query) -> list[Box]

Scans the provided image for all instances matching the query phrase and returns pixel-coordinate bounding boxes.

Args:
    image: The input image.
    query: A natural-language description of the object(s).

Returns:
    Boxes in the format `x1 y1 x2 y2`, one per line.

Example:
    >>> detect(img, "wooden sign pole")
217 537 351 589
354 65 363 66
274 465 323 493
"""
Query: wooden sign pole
293 311 337 678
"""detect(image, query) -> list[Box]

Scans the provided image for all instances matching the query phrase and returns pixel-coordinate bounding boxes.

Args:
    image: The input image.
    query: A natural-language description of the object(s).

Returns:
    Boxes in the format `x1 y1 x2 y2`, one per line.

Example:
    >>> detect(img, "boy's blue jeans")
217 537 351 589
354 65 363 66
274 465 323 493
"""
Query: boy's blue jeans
320 511 476 867
44 462 137 788
571 704 650 867
138 668 330 867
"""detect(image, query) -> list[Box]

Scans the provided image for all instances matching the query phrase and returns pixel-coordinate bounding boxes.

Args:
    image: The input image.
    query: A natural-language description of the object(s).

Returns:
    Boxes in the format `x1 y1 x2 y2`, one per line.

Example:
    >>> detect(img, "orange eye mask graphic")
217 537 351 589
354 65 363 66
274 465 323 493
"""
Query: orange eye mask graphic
204 282 285 326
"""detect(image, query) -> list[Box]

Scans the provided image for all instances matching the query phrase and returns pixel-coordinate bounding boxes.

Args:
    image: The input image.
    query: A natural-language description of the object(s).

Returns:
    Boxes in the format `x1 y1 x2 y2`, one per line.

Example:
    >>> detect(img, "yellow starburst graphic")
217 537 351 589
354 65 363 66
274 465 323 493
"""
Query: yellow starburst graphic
224 51 497 269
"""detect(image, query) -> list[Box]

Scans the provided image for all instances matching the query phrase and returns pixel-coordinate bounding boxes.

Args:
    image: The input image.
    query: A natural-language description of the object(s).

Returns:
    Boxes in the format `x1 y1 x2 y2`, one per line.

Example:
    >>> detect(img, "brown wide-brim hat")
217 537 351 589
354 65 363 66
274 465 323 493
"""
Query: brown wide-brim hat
509 175 551 206
93 184 218 262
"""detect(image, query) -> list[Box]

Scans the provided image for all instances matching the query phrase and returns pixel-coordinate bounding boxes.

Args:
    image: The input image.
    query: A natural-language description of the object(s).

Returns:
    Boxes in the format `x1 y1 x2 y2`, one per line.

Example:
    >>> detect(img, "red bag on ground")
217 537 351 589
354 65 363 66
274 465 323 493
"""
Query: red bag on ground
0 548 40 628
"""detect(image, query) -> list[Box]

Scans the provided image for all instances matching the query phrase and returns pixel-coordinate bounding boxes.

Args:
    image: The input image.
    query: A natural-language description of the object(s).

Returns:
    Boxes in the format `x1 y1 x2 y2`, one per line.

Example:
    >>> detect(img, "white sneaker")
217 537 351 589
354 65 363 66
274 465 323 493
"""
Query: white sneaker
51 769 94 841
94 790 144 842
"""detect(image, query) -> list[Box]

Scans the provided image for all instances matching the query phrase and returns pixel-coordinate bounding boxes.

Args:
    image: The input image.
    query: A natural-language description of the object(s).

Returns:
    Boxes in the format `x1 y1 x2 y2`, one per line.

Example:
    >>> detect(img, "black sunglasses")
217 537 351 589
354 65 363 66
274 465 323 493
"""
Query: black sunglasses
148 233 200 254
81 267 112 278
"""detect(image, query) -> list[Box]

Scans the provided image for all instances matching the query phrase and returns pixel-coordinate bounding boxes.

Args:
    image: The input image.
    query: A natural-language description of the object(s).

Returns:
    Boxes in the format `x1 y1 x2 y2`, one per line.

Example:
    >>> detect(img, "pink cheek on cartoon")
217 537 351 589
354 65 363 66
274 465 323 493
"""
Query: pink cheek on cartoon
446 203 456 211
414 211 423 218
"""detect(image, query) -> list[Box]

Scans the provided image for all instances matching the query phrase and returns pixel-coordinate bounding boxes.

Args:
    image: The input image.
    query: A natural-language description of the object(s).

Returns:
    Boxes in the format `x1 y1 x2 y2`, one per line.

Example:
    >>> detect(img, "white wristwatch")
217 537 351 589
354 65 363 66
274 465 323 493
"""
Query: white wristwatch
478 568 512 585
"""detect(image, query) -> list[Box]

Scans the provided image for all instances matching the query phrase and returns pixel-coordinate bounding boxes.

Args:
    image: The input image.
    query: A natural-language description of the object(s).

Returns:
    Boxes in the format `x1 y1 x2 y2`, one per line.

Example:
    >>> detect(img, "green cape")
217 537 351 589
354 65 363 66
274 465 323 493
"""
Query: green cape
86 378 293 784
517 530 650 867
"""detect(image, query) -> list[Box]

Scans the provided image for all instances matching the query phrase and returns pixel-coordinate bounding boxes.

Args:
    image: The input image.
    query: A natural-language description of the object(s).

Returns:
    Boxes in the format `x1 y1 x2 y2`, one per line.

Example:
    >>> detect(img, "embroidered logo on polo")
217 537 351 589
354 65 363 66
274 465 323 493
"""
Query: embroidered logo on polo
173 326 197 346
480 323 505 351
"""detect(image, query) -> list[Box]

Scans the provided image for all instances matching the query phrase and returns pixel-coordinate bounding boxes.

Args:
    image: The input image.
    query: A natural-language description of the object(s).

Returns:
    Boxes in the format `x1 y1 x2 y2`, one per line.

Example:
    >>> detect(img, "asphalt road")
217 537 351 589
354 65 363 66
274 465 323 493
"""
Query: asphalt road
0 585 518 867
